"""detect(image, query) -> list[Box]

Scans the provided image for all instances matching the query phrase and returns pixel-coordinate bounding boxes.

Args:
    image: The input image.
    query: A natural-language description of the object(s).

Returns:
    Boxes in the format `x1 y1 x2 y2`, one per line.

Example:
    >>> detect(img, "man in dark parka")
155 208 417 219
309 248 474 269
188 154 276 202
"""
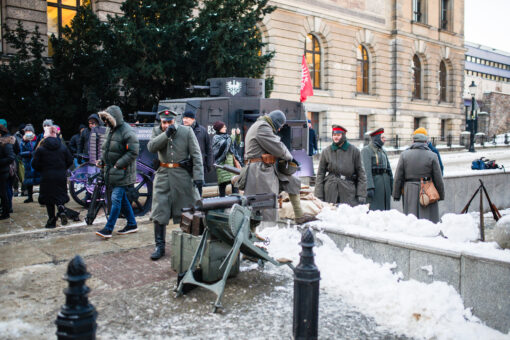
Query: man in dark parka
361 128 393 211
315 125 367 206
392 128 444 223
148 109 204 260
243 110 314 224
182 110 212 195
95 106 139 238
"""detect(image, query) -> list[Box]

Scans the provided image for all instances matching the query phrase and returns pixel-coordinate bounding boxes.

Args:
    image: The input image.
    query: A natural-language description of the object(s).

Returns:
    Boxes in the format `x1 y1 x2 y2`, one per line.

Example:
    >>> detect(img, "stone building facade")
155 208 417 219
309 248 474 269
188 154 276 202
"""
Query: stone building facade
1 0 466 146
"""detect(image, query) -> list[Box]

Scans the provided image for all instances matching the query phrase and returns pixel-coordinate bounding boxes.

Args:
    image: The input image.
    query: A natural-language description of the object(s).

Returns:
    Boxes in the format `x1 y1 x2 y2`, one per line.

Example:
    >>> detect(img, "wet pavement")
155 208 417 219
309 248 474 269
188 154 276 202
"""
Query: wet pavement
0 194 412 339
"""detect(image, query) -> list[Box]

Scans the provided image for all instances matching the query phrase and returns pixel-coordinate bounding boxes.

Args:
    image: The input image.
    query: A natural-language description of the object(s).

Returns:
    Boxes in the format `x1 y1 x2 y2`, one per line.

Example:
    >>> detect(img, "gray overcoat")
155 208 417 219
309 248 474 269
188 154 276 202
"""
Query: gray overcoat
392 143 445 223
244 117 300 221
148 124 204 225
314 142 367 206
361 142 393 210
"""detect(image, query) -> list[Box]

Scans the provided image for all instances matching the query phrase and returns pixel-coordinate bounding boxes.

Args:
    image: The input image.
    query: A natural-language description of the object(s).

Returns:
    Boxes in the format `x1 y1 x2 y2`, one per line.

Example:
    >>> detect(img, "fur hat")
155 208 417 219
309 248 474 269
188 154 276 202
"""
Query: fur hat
213 121 225 133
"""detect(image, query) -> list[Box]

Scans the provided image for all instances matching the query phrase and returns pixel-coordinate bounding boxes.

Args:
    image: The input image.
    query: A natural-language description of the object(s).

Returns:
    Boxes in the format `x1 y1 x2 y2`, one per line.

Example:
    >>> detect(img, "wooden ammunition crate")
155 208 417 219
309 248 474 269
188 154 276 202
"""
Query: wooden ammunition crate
170 230 239 283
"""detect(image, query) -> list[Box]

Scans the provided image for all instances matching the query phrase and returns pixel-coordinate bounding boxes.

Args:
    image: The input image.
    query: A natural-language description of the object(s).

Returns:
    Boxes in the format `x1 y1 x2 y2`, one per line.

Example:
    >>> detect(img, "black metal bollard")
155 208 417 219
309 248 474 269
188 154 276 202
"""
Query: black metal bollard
447 134 452 148
505 134 509 145
56 255 97 340
394 135 399 149
293 228 320 340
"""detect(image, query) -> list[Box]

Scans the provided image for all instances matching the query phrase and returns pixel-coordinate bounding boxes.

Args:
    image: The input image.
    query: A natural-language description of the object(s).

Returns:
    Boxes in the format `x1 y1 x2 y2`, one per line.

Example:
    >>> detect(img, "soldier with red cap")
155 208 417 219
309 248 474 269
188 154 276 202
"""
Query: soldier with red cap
315 125 367 206
361 128 393 211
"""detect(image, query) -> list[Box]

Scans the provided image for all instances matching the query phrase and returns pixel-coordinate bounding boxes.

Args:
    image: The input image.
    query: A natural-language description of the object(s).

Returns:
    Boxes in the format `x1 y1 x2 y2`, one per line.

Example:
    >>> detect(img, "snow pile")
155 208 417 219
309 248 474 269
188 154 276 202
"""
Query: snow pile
494 214 510 249
261 226 509 340
315 204 480 242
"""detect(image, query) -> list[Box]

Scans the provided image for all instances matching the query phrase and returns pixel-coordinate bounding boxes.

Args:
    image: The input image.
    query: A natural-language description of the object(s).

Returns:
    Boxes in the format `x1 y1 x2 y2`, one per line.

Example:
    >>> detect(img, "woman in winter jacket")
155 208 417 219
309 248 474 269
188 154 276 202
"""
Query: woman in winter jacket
32 126 73 228
212 121 243 197
0 125 16 219
19 124 40 203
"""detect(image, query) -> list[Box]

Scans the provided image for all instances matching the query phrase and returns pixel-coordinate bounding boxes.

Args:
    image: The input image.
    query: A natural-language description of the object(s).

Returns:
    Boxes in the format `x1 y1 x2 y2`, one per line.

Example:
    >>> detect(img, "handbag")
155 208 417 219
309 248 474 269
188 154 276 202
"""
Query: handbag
419 178 440 207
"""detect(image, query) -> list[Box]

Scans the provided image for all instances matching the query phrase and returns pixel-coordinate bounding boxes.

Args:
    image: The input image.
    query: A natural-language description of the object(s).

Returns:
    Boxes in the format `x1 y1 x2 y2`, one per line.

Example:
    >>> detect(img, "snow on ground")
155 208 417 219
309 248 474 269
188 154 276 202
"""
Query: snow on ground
260 225 510 340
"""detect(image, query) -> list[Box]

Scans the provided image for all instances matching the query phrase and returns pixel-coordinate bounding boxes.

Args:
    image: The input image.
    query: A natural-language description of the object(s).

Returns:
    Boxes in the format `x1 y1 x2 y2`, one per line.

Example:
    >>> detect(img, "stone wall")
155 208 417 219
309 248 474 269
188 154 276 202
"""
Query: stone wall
482 92 510 135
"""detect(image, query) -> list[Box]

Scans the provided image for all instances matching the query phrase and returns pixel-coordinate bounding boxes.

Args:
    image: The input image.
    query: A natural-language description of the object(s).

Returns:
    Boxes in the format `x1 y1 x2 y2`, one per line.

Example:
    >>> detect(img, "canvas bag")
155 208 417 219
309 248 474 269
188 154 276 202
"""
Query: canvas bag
419 178 440 207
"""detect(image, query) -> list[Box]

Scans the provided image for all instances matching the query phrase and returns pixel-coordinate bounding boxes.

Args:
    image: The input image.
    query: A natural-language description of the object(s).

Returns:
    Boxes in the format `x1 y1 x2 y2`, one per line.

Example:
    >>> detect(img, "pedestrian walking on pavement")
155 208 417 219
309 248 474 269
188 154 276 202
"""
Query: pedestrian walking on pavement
19 124 40 204
95 106 139 238
32 126 73 228
243 110 315 224
0 124 16 220
182 110 213 195
315 125 367 206
308 120 318 156
361 128 393 211
212 121 243 197
392 127 445 223
147 109 204 260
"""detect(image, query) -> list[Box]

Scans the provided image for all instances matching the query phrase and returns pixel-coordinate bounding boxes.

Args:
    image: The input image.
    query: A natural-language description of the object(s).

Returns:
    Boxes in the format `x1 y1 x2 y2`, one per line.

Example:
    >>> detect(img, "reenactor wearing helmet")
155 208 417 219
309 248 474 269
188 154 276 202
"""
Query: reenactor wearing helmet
315 125 367 206
243 110 315 224
147 109 204 260
361 128 393 211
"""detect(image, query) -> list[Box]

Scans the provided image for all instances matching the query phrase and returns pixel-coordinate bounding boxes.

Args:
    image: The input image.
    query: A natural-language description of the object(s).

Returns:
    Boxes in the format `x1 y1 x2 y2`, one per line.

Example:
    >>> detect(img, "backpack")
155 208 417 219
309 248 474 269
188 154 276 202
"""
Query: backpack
472 157 502 170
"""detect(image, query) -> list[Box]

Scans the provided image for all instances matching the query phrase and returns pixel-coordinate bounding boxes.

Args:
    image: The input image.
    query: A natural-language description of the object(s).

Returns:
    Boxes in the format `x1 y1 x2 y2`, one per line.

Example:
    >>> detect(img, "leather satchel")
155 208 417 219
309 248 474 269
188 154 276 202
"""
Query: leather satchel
419 178 440 207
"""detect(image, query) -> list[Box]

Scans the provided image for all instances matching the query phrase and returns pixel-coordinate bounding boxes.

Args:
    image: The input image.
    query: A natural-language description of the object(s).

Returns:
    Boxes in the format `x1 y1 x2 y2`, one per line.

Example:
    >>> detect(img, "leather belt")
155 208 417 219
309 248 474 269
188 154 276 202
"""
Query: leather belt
160 162 180 168
405 177 430 182
332 173 357 182
246 156 277 165
246 158 263 164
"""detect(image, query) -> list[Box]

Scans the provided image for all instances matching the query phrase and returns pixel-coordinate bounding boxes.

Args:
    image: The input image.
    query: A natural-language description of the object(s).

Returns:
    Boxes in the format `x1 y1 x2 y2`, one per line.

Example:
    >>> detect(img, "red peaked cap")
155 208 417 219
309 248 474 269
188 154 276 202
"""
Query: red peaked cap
370 128 384 136
332 125 347 134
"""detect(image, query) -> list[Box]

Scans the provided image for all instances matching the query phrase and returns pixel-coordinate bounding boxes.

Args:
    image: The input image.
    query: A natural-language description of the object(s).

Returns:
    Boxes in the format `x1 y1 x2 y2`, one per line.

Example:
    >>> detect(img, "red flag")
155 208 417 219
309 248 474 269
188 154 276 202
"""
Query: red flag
300 55 314 102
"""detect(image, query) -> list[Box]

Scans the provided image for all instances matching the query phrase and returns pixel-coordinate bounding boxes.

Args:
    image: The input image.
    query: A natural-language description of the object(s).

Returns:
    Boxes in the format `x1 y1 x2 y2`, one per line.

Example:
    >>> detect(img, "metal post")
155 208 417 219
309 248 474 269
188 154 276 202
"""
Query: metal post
293 228 320 340
56 255 97 340
479 189 485 242
447 134 452 148
394 135 399 149
505 134 509 145
468 95 476 152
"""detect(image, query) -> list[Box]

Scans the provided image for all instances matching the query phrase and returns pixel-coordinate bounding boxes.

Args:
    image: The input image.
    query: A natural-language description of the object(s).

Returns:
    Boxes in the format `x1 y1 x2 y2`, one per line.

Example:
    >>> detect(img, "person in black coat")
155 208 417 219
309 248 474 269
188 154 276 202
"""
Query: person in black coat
69 124 86 155
0 125 16 219
32 126 73 228
182 110 213 195
308 120 318 156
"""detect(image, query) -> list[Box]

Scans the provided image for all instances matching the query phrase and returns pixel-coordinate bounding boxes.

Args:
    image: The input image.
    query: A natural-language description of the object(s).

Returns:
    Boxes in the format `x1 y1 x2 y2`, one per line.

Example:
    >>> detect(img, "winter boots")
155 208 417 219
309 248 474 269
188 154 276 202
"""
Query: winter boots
150 221 166 260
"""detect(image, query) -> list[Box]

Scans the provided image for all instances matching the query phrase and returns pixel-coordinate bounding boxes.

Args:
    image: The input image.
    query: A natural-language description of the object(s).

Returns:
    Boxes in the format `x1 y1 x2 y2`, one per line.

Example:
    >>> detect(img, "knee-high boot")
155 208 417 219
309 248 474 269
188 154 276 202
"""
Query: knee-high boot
289 193 317 224
150 221 166 260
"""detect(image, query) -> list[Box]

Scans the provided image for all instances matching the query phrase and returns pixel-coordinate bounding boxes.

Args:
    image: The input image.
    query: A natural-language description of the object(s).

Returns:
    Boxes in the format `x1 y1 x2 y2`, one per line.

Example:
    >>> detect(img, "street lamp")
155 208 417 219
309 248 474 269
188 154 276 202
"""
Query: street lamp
468 81 477 152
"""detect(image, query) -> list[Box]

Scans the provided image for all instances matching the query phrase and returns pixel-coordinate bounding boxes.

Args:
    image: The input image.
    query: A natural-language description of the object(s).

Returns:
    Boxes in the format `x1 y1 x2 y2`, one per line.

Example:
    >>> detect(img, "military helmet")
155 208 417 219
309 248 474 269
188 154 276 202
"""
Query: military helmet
277 159 300 176
268 110 286 131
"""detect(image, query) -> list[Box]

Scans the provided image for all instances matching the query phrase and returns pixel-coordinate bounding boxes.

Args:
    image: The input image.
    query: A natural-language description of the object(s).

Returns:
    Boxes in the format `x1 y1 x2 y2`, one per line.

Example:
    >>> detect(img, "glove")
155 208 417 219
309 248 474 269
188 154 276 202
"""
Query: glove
165 124 176 137
291 158 300 166
357 196 366 204
393 196 401 202
367 188 375 200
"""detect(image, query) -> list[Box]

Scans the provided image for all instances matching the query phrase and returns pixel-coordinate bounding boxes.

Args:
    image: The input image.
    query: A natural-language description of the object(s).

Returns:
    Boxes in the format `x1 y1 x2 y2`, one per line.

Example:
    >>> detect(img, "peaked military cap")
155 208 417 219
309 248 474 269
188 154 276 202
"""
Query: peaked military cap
332 125 347 134
158 109 177 121
370 128 384 136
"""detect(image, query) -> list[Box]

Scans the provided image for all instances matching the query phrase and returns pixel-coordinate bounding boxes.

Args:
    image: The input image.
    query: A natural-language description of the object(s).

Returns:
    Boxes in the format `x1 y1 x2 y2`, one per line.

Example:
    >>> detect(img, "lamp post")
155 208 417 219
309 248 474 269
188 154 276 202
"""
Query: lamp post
468 81 477 152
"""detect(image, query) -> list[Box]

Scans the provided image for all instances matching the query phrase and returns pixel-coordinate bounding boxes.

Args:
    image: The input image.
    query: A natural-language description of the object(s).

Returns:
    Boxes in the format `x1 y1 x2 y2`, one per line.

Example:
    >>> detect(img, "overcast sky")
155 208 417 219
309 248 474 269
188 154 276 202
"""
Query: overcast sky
464 0 510 53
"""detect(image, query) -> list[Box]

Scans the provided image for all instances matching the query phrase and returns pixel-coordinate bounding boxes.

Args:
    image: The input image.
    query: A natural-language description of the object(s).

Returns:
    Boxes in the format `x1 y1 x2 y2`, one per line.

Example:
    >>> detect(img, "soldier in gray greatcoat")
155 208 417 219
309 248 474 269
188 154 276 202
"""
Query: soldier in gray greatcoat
243 110 315 224
147 109 204 260
361 128 393 211
392 128 444 223
315 125 367 206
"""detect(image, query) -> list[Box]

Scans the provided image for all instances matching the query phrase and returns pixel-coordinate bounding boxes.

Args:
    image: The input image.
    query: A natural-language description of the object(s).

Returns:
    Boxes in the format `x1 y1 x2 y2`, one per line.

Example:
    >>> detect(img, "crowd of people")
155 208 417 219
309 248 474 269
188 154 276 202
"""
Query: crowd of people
0 108 446 260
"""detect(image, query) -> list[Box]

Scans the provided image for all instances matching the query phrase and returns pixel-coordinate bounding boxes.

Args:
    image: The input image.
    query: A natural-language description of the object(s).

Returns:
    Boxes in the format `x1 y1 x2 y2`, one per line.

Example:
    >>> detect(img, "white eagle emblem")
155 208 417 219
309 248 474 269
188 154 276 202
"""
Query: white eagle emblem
226 80 242 96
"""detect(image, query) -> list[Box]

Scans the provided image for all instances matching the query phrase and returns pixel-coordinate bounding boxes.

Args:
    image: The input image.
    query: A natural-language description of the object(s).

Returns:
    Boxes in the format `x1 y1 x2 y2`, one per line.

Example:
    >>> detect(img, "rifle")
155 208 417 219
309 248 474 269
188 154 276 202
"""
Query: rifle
213 163 241 175
479 179 502 221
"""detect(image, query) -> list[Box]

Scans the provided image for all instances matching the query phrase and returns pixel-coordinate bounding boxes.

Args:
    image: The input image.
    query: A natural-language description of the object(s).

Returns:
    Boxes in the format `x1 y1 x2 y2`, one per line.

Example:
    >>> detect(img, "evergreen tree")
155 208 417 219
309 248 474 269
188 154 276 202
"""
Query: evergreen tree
190 0 275 90
0 22 50 130
107 0 197 113
49 4 119 137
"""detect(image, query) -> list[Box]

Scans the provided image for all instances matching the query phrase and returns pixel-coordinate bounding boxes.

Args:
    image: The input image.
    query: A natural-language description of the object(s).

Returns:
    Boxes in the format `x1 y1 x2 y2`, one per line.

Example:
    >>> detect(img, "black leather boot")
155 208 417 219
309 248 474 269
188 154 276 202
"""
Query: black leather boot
150 222 166 260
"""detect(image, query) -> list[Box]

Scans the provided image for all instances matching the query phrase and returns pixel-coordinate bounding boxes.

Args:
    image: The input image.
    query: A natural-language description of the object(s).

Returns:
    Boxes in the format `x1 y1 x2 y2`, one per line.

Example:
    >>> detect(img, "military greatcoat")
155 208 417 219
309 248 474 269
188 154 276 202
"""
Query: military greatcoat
244 116 300 221
361 142 393 210
148 124 203 224
392 143 444 223
314 142 367 206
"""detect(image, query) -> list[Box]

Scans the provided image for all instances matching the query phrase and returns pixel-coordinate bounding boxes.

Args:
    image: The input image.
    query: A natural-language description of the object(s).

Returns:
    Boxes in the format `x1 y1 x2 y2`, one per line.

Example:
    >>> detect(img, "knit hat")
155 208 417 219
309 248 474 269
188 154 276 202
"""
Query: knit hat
0 119 7 128
183 110 196 119
213 121 225 133
413 127 428 142
43 119 54 127
24 124 35 133
79 124 86 131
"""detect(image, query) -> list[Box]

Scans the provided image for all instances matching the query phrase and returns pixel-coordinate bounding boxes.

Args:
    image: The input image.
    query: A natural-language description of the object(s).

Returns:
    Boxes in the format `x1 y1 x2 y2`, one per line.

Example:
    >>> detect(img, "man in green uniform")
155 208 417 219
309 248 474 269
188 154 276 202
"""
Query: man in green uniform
243 110 315 224
361 128 393 211
315 125 367 206
147 109 204 260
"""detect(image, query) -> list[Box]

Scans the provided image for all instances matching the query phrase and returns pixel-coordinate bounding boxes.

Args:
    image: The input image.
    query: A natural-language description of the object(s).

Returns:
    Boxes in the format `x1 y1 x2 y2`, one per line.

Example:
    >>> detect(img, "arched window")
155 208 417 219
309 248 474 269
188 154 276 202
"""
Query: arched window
439 60 447 102
356 45 369 94
305 34 321 89
412 55 422 99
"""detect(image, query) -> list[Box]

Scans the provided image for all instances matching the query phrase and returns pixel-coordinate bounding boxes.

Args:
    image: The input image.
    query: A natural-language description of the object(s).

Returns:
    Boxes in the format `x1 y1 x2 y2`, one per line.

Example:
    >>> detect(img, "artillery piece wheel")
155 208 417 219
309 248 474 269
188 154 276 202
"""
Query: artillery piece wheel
130 172 153 216
69 163 98 207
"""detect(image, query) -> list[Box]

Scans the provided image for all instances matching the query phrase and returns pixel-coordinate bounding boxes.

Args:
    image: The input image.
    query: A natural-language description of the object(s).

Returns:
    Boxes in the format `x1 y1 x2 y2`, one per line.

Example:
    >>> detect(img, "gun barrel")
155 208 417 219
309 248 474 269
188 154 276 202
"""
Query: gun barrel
213 164 241 175
185 193 277 212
